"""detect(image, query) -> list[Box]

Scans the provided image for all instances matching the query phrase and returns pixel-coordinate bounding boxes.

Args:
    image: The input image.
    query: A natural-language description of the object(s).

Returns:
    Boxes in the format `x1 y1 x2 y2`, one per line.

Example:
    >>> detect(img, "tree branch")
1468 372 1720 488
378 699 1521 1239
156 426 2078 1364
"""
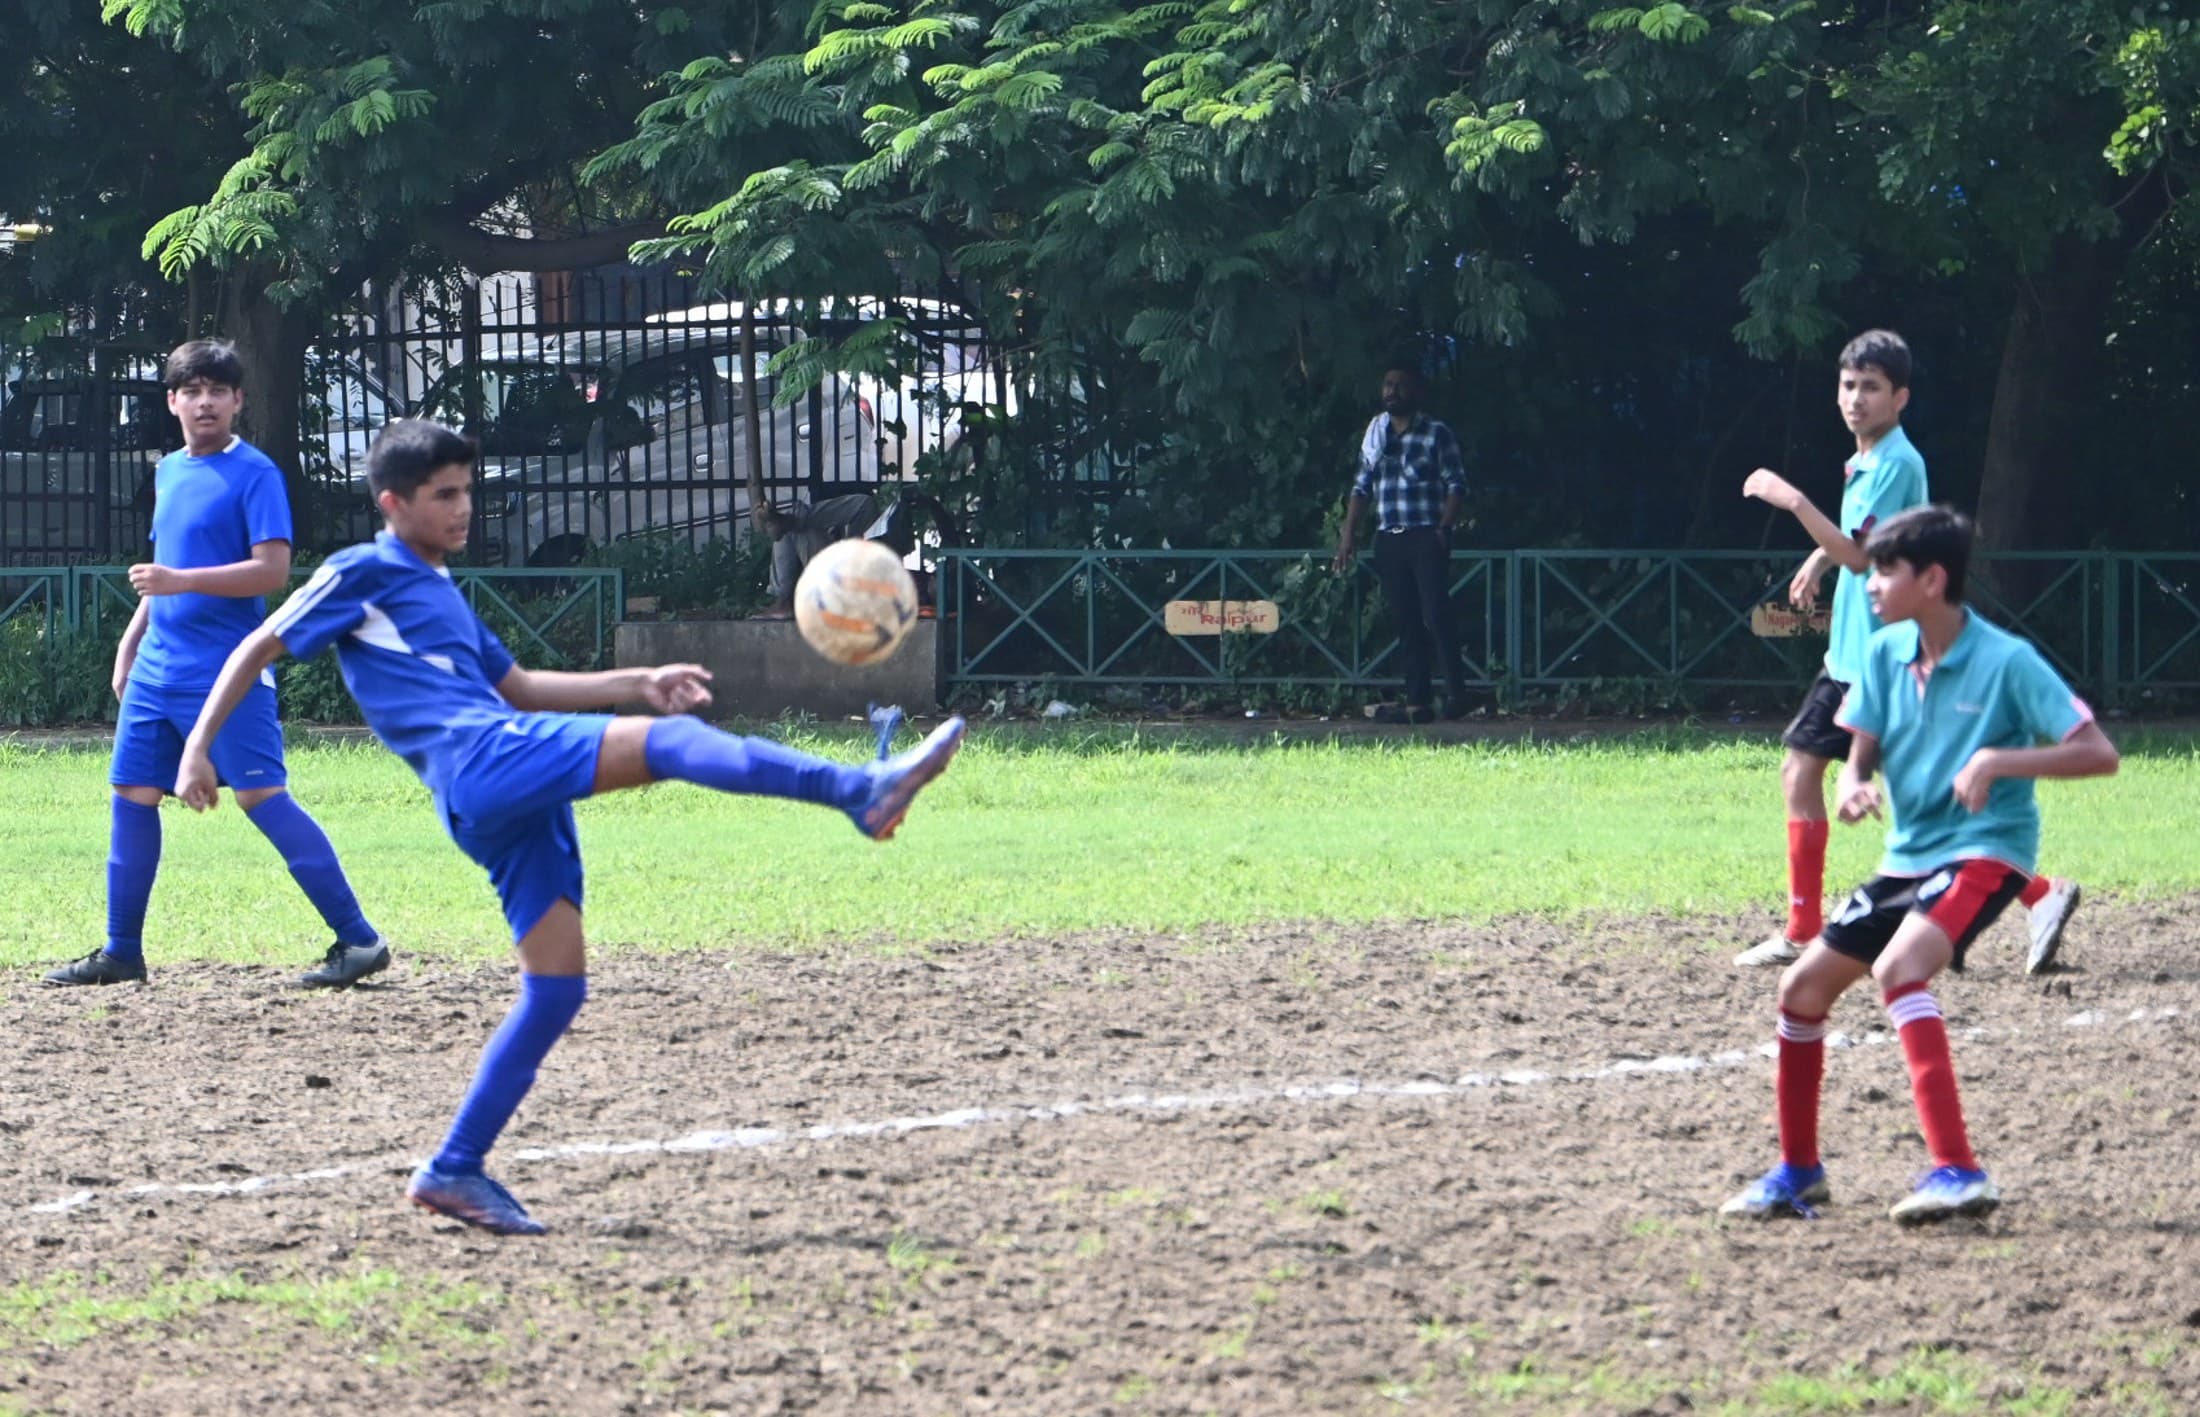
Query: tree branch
422 215 667 272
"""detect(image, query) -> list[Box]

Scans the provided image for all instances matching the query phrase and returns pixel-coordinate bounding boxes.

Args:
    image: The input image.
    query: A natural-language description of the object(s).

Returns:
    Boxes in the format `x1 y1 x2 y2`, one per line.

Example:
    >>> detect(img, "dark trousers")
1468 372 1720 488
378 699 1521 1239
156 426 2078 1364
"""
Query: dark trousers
1374 526 1464 708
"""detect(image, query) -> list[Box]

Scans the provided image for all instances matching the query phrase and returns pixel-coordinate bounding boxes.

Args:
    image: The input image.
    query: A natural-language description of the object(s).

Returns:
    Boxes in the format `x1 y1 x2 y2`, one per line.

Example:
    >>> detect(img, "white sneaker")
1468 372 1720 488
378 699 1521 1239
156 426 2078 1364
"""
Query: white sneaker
1888 1166 2000 1225
2025 878 2081 975
1734 933 1803 968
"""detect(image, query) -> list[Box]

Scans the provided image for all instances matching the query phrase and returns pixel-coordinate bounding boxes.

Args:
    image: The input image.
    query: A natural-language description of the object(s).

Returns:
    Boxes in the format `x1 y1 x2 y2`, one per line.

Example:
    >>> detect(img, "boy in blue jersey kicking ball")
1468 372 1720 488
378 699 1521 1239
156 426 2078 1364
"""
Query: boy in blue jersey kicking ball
44 340 385 991
175 419 964 1236
1721 506 2117 1225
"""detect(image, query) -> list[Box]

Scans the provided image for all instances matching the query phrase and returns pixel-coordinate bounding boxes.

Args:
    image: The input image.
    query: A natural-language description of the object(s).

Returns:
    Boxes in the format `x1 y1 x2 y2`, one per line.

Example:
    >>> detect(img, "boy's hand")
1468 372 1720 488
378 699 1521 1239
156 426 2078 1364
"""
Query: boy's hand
1743 468 1804 513
1788 552 1828 610
129 563 188 597
177 747 220 811
1952 749 2002 812
1835 770 1882 824
642 663 714 714
111 649 134 701
1330 541 1356 574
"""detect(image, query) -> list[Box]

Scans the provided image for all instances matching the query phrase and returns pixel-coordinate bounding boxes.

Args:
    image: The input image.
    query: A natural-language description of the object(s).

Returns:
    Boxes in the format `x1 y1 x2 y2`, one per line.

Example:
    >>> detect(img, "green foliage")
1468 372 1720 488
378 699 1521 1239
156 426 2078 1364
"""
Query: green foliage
0 618 118 727
583 532 774 618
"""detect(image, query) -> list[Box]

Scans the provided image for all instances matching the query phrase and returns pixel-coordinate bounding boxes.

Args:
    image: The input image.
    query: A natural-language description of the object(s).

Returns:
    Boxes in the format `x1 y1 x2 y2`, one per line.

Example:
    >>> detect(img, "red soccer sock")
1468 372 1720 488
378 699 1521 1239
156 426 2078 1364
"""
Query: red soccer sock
1775 1009 1828 1169
1785 819 1830 943
2017 874 2050 909
1884 982 1979 1171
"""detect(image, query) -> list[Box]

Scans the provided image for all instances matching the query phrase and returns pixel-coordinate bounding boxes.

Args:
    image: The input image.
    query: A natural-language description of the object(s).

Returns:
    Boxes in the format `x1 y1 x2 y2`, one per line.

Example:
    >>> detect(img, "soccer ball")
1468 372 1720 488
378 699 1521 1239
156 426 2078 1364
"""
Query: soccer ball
794 538 920 666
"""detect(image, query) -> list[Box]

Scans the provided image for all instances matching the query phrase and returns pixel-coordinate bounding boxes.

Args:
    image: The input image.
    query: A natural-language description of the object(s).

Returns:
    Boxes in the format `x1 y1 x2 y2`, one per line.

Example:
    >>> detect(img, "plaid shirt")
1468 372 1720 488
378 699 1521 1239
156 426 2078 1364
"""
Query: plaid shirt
1351 413 1466 531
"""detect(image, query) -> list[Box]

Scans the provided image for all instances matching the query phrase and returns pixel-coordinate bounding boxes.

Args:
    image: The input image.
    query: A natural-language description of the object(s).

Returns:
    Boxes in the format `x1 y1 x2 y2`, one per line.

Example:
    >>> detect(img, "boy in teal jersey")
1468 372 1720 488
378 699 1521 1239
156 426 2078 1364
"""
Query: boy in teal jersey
1721 506 2118 1224
1737 331 2081 972
43 340 386 990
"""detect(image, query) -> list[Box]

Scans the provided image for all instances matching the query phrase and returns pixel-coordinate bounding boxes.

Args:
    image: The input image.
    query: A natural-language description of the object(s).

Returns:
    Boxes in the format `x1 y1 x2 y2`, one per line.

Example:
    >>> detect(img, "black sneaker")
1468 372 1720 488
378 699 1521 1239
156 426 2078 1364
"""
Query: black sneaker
296 939 391 990
44 949 147 986
1371 703 1435 725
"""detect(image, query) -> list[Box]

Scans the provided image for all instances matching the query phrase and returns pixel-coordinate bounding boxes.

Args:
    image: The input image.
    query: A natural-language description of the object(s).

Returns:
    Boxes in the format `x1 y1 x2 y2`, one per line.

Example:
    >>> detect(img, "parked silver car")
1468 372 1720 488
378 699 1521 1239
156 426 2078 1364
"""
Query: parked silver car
0 376 177 558
415 320 868 565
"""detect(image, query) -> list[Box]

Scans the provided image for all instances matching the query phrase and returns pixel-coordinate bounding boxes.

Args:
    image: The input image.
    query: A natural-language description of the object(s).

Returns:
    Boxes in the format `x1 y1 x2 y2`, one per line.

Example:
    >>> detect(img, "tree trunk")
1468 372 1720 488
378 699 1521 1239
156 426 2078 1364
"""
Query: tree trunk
1975 235 2124 554
216 268 321 548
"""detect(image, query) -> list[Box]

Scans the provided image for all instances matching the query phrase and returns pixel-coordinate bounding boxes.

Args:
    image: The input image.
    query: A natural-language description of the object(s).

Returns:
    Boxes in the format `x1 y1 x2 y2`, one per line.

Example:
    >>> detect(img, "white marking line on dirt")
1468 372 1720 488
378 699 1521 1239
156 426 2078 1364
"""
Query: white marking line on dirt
22 1006 2184 1219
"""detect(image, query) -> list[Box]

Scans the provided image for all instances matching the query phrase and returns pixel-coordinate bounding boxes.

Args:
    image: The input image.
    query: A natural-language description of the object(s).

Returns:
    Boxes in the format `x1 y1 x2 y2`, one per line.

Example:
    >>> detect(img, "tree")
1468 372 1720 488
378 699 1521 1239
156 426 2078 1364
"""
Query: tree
78 0 773 539
608 0 2199 547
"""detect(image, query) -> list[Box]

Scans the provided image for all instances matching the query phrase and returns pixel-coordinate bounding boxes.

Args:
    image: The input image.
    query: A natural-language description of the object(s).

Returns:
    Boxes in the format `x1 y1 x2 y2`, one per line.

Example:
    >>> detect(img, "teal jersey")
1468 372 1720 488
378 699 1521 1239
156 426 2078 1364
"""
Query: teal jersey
1836 613 2093 875
1825 425 1928 684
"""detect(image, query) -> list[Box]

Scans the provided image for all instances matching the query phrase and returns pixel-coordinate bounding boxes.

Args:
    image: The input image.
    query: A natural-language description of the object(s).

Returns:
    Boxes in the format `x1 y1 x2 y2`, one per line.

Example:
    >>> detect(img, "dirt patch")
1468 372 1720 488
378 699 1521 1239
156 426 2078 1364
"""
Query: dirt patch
3 902 2196 1414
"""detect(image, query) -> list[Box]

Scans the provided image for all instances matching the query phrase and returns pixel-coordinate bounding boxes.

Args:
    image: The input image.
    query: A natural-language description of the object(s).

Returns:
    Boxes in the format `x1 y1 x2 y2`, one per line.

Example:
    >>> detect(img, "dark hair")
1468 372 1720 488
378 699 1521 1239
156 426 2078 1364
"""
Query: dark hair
1838 329 1912 390
1866 504 1971 603
164 339 245 391
366 418 478 499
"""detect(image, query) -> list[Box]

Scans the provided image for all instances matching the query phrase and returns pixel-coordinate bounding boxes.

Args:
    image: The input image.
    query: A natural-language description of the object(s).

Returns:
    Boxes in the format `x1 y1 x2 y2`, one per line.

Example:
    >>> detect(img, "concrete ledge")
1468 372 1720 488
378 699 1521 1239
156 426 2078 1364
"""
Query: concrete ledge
616 618 939 720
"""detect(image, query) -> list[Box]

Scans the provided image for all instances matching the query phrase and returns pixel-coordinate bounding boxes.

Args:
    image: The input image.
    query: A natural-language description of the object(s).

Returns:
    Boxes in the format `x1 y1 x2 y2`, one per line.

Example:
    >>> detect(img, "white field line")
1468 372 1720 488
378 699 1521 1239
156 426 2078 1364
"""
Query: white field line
22 1006 2184 1219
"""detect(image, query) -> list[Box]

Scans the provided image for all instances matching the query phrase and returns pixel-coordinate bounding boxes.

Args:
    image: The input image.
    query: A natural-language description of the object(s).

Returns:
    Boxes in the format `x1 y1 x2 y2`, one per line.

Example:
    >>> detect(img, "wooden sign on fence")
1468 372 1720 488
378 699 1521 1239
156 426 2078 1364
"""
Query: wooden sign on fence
1165 599 1282 636
1751 602 1832 637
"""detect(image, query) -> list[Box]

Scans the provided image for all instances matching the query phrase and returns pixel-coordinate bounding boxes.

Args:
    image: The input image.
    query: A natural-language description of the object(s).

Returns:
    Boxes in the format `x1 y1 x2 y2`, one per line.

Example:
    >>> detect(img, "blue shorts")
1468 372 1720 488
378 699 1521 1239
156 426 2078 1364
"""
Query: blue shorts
440 713 614 942
111 673 285 794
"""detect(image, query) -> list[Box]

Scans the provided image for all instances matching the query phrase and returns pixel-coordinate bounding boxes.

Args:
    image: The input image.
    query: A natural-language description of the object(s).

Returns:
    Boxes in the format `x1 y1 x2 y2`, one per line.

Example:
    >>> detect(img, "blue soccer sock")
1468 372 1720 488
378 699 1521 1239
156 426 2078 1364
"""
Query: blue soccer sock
432 973 589 1176
644 714 869 810
244 792 378 945
104 796 162 965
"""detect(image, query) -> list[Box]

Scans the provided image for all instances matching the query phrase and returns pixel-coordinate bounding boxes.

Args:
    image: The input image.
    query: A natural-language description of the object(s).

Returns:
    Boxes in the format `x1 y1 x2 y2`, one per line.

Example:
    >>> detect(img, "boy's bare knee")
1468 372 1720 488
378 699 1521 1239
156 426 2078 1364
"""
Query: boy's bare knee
113 784 164 807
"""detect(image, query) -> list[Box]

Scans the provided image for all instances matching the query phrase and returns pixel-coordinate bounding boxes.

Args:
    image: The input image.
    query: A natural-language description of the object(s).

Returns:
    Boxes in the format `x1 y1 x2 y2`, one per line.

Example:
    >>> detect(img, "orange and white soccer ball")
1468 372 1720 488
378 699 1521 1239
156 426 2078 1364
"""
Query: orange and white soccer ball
794 538 920 666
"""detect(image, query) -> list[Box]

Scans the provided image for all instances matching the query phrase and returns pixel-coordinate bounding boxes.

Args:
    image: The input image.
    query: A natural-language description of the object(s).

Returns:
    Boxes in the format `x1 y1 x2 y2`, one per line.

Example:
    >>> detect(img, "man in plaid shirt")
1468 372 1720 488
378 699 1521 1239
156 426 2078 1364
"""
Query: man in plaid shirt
1331 366 1468 723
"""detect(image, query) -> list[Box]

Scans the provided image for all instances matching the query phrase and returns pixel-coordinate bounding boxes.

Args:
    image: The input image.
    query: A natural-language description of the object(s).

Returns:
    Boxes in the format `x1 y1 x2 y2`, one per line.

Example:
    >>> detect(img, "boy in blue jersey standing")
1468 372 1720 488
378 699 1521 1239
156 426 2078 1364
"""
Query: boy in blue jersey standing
44 340 386 991
1737 331 2081 973
1721 506 2117 1224
174 419 965 1236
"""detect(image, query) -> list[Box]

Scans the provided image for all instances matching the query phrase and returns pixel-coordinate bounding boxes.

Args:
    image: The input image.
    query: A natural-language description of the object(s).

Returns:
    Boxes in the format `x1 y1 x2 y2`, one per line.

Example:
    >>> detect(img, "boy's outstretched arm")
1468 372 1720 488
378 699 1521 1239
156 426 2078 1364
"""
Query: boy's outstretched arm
176 625 292 809
1952 722 2120 812
497 663 715 715
1744 470 1869 573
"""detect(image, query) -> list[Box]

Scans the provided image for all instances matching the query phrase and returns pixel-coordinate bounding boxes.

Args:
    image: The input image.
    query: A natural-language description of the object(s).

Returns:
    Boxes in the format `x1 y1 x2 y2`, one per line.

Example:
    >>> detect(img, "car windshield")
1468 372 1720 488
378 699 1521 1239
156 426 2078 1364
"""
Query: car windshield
1 382 178 452
417 364 596 455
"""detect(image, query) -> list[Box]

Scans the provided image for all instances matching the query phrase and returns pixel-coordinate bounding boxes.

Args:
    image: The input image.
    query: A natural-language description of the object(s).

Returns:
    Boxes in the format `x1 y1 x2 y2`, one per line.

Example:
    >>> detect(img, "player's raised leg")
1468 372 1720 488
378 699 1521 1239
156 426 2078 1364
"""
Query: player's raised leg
591 711 964 841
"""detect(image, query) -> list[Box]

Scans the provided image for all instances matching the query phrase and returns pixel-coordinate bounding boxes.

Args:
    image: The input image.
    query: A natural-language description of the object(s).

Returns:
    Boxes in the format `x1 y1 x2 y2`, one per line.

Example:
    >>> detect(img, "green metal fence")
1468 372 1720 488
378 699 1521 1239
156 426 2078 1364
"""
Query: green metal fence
1 565 624 669
936 549 2194 699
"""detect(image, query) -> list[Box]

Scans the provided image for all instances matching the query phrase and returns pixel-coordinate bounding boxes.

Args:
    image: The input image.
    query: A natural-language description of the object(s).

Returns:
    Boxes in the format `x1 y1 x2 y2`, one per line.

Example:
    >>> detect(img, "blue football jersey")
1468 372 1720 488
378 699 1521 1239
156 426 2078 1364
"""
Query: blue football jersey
266 532 518 804
131 438 294 688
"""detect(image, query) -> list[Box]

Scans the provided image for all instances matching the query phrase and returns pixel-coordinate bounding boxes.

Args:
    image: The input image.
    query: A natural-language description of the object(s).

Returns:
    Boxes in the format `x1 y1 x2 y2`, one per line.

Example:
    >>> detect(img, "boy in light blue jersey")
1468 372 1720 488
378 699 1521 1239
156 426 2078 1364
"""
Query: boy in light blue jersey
43 340 384 991
175 419 963 1236
1739 331 2080 971
1721 506 2118 1225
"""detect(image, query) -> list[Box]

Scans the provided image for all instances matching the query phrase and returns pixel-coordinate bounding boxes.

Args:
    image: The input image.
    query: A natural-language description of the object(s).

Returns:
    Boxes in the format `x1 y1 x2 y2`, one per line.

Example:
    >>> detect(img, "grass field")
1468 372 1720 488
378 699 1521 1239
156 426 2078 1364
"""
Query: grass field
3 722 2197 970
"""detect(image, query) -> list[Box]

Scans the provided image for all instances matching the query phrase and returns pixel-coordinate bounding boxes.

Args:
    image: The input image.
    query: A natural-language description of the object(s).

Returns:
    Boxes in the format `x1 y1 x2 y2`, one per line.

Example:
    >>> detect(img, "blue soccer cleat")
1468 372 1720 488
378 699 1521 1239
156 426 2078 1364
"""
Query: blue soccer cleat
407 1163 548 1236
1719 1161 1829 1219
1888 1166 2000 1225
848 716 964 841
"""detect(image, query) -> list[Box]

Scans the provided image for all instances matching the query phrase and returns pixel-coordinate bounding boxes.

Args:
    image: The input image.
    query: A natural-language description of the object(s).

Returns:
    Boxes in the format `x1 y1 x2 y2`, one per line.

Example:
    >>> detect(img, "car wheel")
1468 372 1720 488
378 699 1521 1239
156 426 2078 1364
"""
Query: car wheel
526 533 591 568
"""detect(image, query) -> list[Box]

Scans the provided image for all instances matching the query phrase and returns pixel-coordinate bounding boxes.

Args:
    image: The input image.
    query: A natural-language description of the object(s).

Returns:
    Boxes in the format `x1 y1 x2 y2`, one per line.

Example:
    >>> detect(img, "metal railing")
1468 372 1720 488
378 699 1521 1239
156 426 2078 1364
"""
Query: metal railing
936 549 2194 699
1 565 623 669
